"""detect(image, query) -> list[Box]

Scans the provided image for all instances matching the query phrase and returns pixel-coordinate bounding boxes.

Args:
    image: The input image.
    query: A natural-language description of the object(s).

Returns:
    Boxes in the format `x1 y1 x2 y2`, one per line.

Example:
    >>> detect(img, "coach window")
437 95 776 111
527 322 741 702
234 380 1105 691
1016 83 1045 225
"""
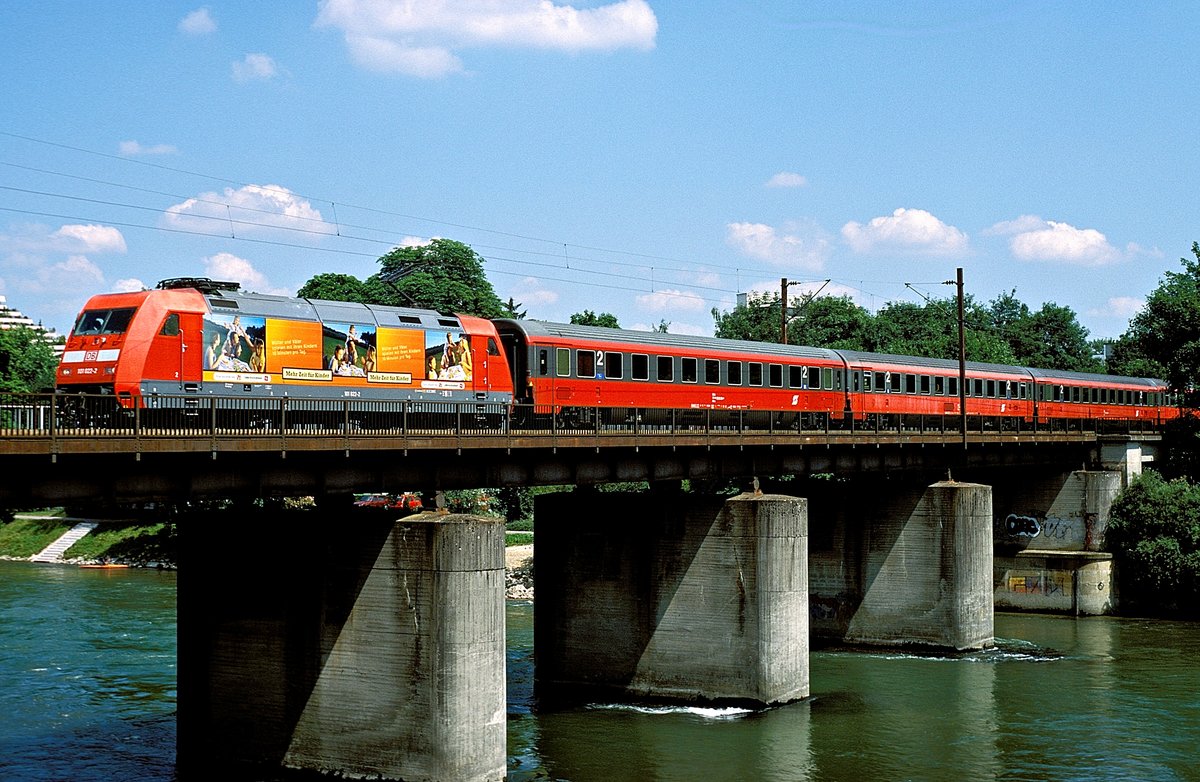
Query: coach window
705 359 720 384
556 348 570 377
749 362 764 386
984 380 995 398
577 350 596 378
835 370 843 390
789 365 804 389
538 350 549 375
606 352 623 379
657 356 674 382
904 374 916 394
159 313 180 336
948 377 959 396
823 367 834 390
874 372 885 392
919 375 930 395
974 379 985 397
727 361 742 385
769 364 783 388
682 357 698 383
852 370 862 392
1019 383 1027 400
934 376 945 395
862 372 873 392
632 353 649 381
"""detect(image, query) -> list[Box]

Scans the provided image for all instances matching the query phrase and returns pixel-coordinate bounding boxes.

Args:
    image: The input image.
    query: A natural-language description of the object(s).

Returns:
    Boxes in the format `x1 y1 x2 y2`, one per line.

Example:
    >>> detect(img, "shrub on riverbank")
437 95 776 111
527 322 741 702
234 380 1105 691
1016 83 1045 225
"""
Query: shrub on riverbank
1107 470 1200 616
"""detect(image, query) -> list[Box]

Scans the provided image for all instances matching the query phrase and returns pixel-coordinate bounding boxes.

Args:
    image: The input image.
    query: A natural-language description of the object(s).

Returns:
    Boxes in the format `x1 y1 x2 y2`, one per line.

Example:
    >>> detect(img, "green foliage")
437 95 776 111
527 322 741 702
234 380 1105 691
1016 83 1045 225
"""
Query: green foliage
443 488 502 516
1107 470 1200 615
373 238 505 318
0 516 73 557
712 292 784 343
296 238 505 318
1111 242 1200 393
712 288 1102 371
0 327 58 392
497 486 534 523
570 310 621 328
502 297 527 319
505 531 534 547
296 272 371 303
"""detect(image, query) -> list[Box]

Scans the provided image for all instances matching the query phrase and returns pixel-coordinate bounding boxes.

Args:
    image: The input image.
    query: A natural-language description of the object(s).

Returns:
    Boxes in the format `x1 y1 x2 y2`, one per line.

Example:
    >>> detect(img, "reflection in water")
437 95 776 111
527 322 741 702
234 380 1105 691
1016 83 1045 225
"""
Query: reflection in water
512 609 1200 782
3 565 1199 782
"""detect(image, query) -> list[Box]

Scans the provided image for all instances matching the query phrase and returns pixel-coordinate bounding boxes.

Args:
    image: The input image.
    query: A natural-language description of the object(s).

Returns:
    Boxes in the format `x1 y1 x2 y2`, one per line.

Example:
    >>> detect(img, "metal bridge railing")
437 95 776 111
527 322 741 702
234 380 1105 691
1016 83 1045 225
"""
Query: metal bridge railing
0 392 1170 449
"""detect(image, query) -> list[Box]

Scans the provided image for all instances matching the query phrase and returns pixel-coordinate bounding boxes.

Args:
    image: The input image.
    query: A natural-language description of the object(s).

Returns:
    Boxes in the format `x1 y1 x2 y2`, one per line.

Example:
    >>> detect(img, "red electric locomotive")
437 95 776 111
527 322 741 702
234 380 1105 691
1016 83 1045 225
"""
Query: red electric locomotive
56 278 515 409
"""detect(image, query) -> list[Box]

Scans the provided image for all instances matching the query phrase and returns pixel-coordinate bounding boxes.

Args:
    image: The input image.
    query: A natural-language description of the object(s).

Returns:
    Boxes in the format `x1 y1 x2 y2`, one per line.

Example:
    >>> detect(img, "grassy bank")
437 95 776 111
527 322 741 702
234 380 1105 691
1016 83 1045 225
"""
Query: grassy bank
0 511 176 565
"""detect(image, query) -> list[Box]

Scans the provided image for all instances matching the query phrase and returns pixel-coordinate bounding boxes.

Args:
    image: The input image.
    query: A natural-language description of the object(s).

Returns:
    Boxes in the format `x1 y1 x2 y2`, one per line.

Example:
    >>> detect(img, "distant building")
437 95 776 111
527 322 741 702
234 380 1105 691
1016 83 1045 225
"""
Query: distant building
0 295 64 358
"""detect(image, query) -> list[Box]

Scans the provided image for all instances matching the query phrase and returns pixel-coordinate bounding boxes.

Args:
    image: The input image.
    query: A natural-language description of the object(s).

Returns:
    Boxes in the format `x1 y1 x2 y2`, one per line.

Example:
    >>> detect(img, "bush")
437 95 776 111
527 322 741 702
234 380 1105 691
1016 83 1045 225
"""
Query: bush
1106 470 1200 615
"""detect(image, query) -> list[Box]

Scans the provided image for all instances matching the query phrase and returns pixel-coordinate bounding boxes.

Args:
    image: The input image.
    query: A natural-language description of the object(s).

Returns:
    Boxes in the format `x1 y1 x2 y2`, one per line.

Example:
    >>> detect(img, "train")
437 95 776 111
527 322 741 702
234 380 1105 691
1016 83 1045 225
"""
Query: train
54 277 1179 430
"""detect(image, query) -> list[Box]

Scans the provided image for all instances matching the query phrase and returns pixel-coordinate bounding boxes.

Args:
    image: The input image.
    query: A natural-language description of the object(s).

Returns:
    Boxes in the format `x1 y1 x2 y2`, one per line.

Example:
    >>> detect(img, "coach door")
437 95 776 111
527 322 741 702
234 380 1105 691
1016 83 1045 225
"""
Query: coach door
146 311 202 389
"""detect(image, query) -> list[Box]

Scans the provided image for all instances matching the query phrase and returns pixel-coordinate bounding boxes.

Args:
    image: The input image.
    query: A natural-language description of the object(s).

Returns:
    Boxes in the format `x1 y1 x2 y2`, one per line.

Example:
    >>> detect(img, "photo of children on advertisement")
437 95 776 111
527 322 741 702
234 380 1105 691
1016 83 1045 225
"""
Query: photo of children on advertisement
203 314 266 372
324 322 376 377
424 331 472 381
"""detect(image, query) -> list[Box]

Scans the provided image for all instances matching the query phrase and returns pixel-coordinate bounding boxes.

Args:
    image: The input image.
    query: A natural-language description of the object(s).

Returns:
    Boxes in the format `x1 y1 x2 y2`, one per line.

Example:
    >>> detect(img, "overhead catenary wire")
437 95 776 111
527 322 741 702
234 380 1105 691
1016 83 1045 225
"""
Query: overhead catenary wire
0 129 928 309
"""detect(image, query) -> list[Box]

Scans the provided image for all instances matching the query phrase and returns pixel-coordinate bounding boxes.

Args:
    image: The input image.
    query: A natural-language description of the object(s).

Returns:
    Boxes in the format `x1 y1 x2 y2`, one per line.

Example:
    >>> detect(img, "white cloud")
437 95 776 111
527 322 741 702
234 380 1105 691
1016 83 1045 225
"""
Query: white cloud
112 278 147 293
841 208 968 256
399 235 434 248
512 277 558 306
164 184 328 236
202 253 291 296
232 53 280 82
23 255 106 296
51 224 127 254
725 220 832 270
314 0 658 78
1009 220 1121 266
1089 296 1144 319
983 214 1046 236
179 7 217 35
119 140 178 156
765 172 807 189
635 288 706 313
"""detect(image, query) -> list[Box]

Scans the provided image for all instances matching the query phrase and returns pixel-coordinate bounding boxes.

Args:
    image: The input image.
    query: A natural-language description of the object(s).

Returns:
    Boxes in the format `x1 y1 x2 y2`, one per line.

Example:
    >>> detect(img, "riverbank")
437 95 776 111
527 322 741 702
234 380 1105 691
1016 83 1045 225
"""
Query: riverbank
506 543 534 600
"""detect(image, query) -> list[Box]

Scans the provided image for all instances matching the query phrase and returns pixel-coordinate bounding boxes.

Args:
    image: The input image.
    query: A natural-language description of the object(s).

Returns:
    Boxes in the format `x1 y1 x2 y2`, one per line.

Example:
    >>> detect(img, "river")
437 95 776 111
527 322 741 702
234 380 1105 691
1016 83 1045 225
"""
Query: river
2 560 1197 781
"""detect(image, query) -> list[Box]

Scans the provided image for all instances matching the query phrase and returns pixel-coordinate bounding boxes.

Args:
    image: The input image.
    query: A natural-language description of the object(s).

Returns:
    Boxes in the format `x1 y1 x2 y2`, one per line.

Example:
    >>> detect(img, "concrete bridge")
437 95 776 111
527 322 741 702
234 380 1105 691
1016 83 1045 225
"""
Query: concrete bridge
1 394 1158 780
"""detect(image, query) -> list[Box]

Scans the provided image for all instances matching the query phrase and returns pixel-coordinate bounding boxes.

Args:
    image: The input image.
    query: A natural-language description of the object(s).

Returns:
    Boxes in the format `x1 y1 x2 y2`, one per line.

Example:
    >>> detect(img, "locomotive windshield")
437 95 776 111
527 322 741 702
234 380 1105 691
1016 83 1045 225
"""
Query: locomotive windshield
73 307 136 336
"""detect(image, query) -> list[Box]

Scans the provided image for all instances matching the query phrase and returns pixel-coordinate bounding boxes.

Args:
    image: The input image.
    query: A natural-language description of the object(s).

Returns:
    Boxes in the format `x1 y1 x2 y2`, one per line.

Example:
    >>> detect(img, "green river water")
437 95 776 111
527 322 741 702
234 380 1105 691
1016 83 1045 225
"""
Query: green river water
2 560 1197 781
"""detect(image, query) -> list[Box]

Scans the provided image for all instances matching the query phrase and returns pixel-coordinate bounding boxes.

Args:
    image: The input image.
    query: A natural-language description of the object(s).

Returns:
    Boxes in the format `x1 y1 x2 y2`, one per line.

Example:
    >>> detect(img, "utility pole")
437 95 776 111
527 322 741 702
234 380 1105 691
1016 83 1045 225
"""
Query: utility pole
781 277 788 344
954 267 967 450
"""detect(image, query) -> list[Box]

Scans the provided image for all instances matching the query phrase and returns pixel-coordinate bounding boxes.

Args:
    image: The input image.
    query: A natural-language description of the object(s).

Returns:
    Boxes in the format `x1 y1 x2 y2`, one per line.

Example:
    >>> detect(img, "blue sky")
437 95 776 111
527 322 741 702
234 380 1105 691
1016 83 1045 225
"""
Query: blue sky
2 2 1197 341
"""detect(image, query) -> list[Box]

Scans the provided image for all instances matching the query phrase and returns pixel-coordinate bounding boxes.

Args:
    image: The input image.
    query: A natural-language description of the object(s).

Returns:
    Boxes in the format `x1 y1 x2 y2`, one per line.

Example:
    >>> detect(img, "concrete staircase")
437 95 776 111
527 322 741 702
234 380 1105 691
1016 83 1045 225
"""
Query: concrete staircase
31 521 99 562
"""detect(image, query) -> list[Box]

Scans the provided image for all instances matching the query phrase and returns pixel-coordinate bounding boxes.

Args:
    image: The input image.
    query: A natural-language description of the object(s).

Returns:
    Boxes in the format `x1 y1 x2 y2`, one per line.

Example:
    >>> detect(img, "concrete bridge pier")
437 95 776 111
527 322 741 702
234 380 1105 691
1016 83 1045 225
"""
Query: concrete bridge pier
807 479 994 651
534 492 809 706
178 512 506 782
990 469 1125 615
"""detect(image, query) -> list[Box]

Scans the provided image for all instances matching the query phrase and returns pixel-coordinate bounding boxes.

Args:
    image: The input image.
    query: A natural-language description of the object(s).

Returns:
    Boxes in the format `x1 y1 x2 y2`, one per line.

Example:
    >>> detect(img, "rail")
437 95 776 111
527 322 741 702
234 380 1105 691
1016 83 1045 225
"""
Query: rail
0 392 1167 456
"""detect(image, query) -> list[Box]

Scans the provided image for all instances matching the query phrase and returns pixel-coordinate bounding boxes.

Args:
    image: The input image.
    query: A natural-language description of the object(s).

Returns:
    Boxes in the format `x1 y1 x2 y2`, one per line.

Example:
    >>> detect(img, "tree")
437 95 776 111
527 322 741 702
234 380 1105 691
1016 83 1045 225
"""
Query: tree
1111 242 1200 393
0 327 58 393
1106 470 1200 616
368 238 505 318
502 297 527 319
296 272 370 303
712 293 782 343
787 295 873 350
872 297 1017 364
988 291 1102 372
570 310 621 328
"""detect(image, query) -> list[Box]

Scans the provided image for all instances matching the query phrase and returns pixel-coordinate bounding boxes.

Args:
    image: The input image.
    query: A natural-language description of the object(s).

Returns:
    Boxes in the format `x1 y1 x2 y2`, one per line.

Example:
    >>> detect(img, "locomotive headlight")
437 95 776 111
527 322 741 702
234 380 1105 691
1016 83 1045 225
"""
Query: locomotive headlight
105 367 115 374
